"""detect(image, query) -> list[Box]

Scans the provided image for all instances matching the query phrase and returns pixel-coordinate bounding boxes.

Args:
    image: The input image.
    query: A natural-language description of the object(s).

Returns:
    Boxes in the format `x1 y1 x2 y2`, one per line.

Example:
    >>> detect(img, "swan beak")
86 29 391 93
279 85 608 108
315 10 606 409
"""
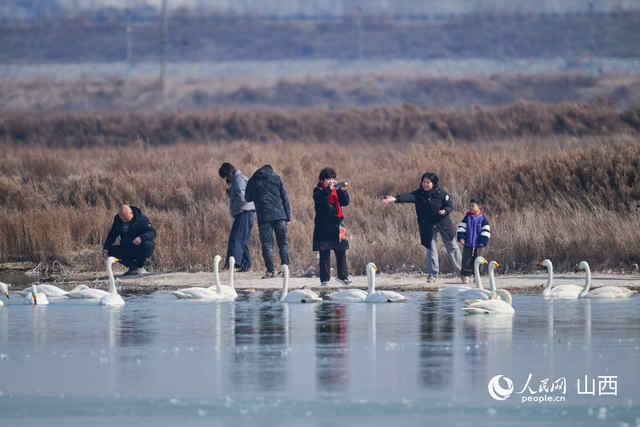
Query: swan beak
575 265 582 273
112 257 119 263
494 263 500 268
4 290 8 298
482 259 488 264
373 265 378 272
538 261 544 267
32 294 37 305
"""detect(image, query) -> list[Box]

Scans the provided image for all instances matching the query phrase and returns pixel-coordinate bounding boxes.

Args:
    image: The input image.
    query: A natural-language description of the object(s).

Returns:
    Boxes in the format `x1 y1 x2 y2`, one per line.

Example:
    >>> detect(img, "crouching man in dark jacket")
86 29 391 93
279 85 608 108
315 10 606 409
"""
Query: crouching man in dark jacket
245 165 291 278
103 204 156 275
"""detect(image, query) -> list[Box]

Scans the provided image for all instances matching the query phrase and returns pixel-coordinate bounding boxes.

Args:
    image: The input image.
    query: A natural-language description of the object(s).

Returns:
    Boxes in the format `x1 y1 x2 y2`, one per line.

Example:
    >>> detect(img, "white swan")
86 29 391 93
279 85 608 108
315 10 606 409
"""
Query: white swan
172 255 231 301
463 262 515 315
439 256 488 297
99 257 125 307
23 283 49 305
326 263 371 303
539 259 583 299
19 283 90 298
365 263 406 303
0 281 9 307
280 265 322 303
457 257 493 300
66 258 124 301
576 261 635 299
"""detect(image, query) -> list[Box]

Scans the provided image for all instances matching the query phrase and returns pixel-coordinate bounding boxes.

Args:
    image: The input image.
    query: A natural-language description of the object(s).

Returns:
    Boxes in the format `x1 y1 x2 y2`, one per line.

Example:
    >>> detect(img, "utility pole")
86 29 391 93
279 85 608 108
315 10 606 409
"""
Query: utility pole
356 5 363 83
160 0 169 98
125 0 133 88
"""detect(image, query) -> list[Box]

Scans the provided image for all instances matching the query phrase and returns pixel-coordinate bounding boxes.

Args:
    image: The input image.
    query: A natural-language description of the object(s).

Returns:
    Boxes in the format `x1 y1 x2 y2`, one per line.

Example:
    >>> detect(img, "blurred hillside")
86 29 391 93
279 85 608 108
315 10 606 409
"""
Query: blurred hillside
1 11 639 63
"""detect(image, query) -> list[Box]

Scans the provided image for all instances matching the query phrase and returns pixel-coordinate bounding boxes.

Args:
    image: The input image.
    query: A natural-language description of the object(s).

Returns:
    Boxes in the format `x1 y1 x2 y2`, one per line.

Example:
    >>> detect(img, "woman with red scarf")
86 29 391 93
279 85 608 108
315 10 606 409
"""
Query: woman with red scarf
313 167 351 286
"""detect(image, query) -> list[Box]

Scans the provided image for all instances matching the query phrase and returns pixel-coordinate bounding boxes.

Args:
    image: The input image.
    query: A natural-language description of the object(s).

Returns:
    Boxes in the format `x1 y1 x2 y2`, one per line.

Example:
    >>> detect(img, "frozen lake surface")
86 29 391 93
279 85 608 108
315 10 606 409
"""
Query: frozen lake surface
1 292 639 426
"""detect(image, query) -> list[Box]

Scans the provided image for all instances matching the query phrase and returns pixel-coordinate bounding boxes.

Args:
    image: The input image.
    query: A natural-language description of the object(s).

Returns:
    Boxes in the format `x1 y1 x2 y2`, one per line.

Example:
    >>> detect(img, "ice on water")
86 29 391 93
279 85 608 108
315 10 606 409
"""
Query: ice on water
0 292 639 426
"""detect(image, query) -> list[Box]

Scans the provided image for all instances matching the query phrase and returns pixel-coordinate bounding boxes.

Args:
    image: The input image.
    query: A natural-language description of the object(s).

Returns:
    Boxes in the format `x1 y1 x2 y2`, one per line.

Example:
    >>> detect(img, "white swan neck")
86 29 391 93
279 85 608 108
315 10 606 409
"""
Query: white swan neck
547 262 553 289
281 267 289 300
474 257 483 289
367 266 376 294
107 260 117 294
488 263 497 292
214 257 222 293
581 263 591 295
229 257 235 290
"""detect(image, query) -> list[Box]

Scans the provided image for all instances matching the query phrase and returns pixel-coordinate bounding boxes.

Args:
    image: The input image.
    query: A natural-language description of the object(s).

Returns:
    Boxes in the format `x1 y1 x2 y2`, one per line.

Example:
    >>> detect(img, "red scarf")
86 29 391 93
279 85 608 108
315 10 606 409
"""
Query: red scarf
323 183 343 218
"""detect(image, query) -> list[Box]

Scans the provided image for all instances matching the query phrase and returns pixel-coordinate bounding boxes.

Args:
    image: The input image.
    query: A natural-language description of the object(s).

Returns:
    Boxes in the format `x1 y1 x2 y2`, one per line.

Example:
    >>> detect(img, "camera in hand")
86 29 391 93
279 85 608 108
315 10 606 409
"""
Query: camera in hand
336 181 347 189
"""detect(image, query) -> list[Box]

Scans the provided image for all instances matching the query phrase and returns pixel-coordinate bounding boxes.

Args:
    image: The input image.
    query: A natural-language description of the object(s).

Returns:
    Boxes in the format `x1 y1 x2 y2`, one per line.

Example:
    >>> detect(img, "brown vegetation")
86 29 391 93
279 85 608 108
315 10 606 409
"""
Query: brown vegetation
0 132 639 275
3 73 640 112
2 103 640 148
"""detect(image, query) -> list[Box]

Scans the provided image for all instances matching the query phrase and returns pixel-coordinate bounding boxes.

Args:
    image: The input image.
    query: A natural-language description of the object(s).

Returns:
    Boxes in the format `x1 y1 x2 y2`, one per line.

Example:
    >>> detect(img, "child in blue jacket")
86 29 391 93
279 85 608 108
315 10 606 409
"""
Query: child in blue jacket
457 199 491 283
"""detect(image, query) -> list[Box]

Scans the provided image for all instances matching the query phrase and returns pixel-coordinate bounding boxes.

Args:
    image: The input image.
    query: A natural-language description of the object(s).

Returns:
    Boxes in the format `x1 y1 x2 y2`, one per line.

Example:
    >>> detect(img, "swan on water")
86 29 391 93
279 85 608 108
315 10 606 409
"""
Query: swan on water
539 259 583 299
576 261 635 299
19 284 90 298
326 263 372 303
66 258 124 302
173 255 232 301
457 257 492 300
439 257 488 297
463 261 515 315
0 281 9 307
99 257 125 307
280 265 322 303
23 283 49 305
365 263 406 303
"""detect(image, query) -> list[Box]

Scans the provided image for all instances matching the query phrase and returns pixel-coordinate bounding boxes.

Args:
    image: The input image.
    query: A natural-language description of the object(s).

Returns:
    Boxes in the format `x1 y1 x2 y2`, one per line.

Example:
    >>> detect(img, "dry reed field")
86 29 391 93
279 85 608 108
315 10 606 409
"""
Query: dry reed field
1 128 639 275
2 73 640 112
2 102 640 148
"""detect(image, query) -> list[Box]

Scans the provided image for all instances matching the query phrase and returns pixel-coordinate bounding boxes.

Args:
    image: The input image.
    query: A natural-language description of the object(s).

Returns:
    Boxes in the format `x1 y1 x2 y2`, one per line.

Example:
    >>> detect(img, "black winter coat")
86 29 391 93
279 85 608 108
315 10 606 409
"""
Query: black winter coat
103 206 156 250
245 165 291 224
395 185 455 247
312 184 349 251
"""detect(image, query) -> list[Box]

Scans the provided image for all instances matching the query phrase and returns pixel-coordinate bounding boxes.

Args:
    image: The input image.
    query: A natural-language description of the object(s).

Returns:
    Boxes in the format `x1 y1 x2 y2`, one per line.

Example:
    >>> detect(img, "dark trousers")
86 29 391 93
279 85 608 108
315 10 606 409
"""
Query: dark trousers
319 248 348 283
108 241 155 269
258 220 289 272
226 210 254 271
461 246 482 277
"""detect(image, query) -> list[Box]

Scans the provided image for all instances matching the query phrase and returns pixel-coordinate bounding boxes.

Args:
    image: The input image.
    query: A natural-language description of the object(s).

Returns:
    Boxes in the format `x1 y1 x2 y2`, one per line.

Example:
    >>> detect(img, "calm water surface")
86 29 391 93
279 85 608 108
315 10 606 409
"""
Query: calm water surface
0 292 639 426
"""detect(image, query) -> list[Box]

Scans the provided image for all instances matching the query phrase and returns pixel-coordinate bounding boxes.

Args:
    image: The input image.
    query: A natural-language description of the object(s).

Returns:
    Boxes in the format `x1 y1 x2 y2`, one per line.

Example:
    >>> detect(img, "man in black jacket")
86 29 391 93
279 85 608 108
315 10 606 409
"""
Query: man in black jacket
103 204 156 275
383 172 461 282
245 165 291 278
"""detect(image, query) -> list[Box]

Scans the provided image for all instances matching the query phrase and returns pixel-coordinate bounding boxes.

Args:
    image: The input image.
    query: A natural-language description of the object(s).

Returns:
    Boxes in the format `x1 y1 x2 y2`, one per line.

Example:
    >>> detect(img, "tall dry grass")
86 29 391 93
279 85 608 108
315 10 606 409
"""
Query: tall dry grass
3 73 640 112
0 134 639 274
2 103 640 148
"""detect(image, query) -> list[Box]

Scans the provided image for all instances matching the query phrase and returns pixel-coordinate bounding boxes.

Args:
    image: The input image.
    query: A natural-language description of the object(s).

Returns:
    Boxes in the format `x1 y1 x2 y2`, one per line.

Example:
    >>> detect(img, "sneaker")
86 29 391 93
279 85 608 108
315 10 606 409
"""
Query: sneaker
321 281 330 286
426 274 438 283
134 267 148 275
337 277 353 286
461 276 470 284
262 271 276 279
